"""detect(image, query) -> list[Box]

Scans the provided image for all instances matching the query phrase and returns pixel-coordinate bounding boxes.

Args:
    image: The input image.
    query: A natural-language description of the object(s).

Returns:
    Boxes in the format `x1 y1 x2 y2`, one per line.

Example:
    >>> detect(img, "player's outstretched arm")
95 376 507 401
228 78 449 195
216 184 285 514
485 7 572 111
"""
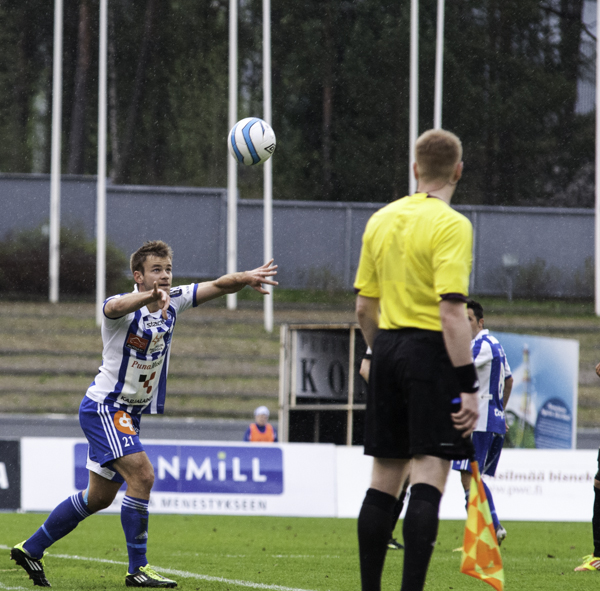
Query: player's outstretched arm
104 282 170 319
195 260 278 305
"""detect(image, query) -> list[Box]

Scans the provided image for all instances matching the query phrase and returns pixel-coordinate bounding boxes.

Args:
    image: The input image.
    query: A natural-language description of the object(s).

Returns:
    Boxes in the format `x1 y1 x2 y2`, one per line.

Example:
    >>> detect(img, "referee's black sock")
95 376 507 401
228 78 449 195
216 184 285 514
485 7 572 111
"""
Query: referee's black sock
401 483 442 591
358 487 396 591
593 484 600 557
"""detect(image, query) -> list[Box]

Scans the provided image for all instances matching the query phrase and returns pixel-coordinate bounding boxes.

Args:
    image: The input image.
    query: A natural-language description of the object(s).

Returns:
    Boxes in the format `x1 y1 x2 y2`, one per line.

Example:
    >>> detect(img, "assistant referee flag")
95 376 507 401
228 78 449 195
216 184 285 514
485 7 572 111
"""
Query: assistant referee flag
460 459 505 590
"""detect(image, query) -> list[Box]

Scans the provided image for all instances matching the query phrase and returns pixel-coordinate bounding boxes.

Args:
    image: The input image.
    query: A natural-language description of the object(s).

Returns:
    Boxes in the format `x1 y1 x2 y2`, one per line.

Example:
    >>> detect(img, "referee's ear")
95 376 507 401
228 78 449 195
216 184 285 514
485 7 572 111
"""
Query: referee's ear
453 161 463 183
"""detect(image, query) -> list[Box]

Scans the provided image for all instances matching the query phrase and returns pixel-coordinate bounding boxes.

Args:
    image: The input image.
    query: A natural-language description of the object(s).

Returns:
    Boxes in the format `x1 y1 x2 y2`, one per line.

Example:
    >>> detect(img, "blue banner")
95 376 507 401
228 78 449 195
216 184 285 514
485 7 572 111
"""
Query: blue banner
75 444 283 494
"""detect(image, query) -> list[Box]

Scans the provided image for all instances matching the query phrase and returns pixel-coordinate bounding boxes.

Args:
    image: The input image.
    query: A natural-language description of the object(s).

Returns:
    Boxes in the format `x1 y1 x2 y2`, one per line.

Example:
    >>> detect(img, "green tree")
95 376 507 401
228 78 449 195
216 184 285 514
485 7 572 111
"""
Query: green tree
0 0 595 208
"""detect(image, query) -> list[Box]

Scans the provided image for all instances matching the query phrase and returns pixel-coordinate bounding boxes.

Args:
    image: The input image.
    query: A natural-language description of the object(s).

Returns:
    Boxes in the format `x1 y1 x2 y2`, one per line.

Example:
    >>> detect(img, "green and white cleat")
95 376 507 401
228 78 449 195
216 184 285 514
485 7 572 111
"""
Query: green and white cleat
125 565 177 588
574 555 600 571
10 541 51 587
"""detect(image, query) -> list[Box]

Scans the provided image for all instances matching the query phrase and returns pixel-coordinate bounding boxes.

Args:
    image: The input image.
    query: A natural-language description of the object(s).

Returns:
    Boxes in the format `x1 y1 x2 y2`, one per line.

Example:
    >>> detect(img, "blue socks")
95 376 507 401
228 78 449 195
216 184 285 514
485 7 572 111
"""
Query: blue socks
121 496 150 573
22 490 150 574
464 480 500 530
24 492 93 559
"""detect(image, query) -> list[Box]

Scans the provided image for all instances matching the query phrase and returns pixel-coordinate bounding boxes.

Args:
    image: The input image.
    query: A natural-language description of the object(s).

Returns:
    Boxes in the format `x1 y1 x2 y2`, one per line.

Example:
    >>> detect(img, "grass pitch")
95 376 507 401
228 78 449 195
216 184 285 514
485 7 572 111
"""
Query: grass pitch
1 513 599 590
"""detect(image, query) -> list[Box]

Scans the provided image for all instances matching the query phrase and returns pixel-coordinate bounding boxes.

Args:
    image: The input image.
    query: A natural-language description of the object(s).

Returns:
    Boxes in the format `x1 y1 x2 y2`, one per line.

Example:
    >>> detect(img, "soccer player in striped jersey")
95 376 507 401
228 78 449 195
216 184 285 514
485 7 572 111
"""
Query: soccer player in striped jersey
574 361 600 572
452 298 512 545
11 240 277 588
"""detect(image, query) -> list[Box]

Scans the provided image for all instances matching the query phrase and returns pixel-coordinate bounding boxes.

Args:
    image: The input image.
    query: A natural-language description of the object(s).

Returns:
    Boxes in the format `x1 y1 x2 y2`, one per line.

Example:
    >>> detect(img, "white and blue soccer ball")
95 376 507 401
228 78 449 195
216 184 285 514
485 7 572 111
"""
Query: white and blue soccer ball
228 117 276 166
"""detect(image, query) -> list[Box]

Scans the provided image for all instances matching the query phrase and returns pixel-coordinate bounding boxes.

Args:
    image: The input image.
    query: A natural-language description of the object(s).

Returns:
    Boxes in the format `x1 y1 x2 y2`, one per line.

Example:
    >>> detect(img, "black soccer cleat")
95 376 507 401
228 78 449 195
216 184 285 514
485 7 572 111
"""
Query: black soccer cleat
125 565 177 588
10 542 51 587
387 537 404 550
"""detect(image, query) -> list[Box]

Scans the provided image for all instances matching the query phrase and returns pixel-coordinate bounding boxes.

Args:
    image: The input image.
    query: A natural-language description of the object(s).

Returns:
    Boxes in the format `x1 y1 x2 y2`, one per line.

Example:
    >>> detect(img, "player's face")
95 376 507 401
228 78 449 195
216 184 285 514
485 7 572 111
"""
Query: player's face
467 308 483 339
136 256 173 293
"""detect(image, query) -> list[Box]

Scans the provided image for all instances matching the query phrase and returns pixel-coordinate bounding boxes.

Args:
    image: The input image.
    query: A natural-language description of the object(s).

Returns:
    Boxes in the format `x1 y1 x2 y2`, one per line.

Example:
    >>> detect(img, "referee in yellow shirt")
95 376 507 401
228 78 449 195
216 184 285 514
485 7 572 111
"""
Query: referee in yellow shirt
355 129 479 591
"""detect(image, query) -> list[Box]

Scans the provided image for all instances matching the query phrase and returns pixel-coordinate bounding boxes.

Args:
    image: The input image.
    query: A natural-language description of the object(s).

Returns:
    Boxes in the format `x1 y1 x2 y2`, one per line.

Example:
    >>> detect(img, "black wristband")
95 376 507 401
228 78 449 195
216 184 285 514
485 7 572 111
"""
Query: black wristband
455 363 479 393
363 353 372 360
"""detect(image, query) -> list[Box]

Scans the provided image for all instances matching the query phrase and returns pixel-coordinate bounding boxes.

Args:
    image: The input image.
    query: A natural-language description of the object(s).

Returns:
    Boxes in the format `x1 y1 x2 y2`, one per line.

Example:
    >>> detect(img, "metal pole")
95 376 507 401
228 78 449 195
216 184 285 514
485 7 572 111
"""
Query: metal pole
434 0 445 129
96 0 108 325
49 0 63 304
263 0 273 333
227 0 238 310
596 0 600 316
409 0 419 195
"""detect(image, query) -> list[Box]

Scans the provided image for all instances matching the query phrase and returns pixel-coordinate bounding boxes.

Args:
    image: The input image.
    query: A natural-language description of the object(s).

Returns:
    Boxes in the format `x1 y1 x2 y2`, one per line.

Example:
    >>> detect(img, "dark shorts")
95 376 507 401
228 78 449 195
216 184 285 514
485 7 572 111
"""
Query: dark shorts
364 328 471 461
452 431 504 476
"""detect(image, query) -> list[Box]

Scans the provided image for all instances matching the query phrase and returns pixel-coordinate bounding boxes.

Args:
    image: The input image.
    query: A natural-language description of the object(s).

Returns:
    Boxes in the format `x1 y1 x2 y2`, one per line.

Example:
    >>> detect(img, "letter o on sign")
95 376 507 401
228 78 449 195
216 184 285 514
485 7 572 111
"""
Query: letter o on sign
328 361 345 395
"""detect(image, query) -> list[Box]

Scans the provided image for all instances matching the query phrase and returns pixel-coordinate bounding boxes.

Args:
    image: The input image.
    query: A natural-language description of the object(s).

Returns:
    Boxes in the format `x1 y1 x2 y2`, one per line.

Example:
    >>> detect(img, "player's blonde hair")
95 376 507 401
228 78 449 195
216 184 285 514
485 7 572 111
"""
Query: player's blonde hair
415 129 462 183
130 240 174 275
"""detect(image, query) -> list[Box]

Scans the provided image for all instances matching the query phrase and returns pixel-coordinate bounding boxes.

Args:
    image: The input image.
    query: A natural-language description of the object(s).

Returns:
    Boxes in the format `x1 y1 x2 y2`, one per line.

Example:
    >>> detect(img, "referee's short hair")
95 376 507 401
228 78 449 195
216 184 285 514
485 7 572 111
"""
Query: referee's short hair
130 240 174 275
466 298 484 322
415 129 462 183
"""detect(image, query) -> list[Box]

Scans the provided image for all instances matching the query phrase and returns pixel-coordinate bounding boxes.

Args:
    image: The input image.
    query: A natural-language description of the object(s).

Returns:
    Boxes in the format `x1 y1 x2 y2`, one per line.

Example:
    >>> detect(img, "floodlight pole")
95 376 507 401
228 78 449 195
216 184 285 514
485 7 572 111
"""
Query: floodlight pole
49 0 63 304
596 0 600 316
96 0 108 326
433 0 445 129
263 0 273 333
227 0 238 311
409 0 418 196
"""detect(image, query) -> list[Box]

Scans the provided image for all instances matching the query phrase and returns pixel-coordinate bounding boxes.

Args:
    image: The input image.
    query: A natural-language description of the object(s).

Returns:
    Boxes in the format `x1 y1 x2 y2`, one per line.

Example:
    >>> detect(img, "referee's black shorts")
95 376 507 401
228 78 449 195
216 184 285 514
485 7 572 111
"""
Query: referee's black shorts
364 328 471 461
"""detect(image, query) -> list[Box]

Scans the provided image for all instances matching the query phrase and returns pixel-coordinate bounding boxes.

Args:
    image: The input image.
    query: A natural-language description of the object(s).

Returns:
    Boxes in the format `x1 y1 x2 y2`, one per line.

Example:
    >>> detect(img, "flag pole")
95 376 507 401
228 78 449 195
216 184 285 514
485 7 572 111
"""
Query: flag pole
96 0 108 326
595 0 600 316
263 0 273 333
433 0 445 129
49 0 64 304
227 0 239 311
409 0 419 195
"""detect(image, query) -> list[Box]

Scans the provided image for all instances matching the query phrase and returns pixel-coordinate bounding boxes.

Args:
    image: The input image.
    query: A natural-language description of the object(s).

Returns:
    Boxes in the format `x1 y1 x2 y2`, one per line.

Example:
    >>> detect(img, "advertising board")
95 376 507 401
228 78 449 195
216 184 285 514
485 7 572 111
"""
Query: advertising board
20 439 596 521
21 438 336 517
336 447 597 522
0 440 20 510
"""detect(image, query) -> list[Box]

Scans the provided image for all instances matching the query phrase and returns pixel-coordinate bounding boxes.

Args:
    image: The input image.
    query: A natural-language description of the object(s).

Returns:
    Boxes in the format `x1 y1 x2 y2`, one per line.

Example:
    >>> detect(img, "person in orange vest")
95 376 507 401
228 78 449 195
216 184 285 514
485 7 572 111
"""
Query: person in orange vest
244 406 278 442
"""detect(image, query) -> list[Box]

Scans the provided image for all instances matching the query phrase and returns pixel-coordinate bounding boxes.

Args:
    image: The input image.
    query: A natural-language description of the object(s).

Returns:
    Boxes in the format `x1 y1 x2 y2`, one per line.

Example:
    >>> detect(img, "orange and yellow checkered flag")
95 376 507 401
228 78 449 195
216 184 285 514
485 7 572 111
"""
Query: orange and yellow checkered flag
460 459 505 591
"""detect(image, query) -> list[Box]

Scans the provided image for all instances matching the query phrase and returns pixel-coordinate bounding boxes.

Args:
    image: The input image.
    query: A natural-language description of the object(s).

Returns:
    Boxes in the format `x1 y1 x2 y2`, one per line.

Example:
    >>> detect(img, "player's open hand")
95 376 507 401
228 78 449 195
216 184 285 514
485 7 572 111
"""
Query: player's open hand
151 281 170 319
359 358 370 383
451 392 479 437
243 259 279 294
595 362 600 379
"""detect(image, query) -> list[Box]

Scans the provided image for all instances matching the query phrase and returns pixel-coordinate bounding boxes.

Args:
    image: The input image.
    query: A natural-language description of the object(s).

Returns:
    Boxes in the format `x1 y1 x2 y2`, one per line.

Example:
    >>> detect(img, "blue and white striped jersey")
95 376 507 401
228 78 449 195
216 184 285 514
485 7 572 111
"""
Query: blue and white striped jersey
472 329 512 434
85 283 198 415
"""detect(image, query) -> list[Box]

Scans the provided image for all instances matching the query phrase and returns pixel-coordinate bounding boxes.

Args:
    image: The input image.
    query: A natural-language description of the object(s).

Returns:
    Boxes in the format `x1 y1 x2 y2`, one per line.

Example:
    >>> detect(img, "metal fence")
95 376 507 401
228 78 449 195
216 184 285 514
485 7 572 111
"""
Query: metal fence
0 173 594 298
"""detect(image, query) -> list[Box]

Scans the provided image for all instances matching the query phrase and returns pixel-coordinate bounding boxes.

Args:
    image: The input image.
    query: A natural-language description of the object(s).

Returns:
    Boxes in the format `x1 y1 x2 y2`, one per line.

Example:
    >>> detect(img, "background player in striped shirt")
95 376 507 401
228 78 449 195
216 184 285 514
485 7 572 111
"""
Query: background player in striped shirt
573 361 600 572
452 298 512 545
11 240 277 588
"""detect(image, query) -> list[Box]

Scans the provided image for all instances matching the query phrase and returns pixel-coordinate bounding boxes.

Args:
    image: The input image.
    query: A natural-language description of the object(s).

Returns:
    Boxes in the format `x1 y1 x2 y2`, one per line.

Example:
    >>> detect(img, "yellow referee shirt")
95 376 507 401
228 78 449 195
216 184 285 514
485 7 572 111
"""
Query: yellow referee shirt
354 193 473 332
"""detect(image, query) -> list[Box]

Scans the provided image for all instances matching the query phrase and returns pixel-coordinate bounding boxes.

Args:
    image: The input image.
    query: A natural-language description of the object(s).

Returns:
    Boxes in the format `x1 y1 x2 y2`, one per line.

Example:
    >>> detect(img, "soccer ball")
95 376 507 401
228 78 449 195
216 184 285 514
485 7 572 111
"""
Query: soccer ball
228 117 276 166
